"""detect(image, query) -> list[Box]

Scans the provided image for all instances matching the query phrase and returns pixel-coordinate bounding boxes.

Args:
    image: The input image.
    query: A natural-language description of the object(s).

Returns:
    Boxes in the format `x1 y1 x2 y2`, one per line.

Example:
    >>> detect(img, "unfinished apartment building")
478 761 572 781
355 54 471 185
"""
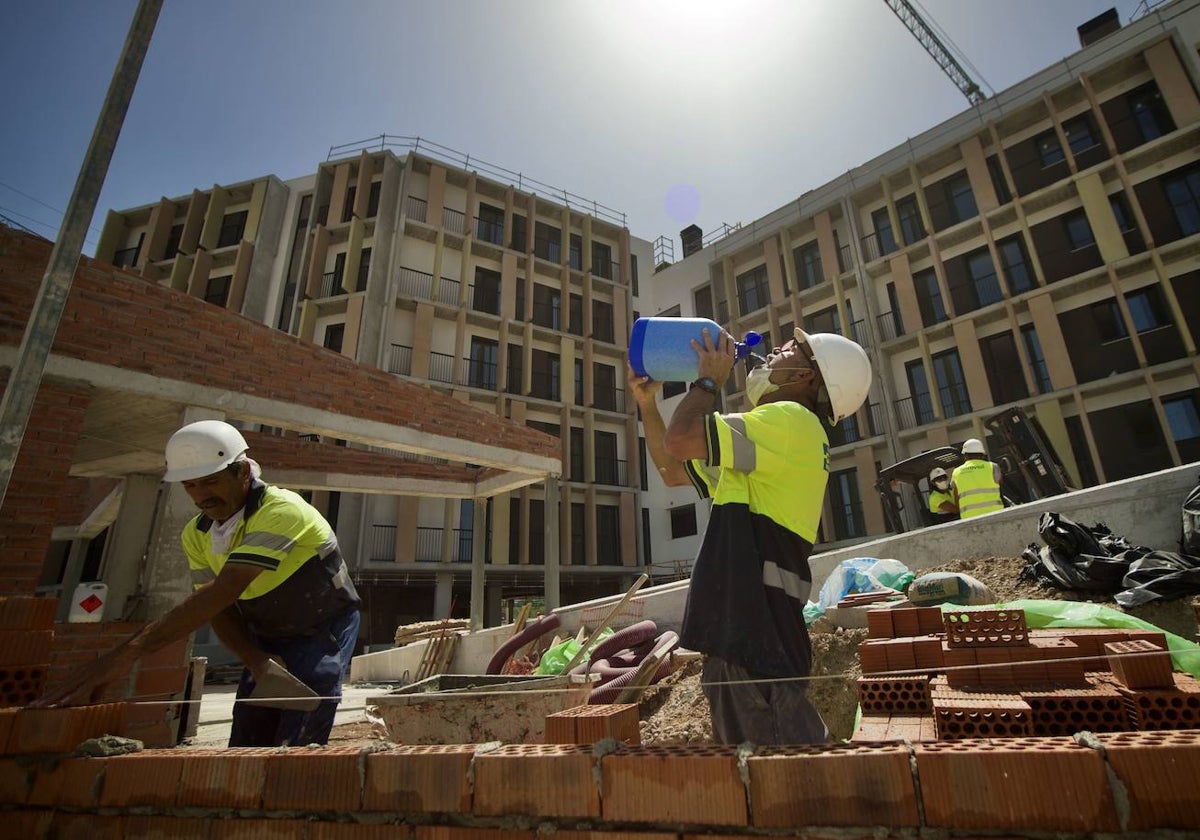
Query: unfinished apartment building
640 0 1200 546
94 143 656 646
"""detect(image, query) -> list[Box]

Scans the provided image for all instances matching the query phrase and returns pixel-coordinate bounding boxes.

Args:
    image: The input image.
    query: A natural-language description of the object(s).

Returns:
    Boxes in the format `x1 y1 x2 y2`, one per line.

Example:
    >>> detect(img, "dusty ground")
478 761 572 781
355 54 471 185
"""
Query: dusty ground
330 555 1199 747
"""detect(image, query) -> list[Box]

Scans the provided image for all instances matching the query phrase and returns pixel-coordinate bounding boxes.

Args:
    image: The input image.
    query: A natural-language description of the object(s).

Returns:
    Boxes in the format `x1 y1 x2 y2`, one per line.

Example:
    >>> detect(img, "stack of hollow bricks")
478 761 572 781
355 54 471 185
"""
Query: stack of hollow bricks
0 596 192 751
855 605 1200 741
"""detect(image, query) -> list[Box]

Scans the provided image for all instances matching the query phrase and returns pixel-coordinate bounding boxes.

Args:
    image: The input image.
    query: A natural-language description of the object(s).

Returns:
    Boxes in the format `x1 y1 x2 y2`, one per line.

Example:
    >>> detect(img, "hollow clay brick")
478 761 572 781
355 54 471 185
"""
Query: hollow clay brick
748 743 919 827
474 744 599 818
176 747 272 809
262 746 364 811
309 824 413 840
99 750 185 807
1096 730 1200 830
416 828 535 840
1105 639 1174 689
0 629 52 665
865 608 894 639
208 817 318 839
915 738 1118 832
46 811 126 840
26 755 106 807
601 744 747 825
363 744 475 813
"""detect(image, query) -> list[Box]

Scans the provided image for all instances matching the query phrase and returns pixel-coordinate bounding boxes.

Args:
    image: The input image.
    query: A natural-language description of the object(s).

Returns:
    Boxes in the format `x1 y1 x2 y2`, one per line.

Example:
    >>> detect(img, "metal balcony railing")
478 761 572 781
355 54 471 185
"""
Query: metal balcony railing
876 310 903 342
442 207 466 235
387 344 412 375
111 245 140 268
895 394 935 430
428 351 455 384
849 318 867 346
475 217 504 245
592 260 620 283
532 301 561 330
534 237 561 264
415 527 441 562
938 382 972 418
369 525 396 561
837 242 852 273
397 267 434 301
594 457 627 487
834 500 867 540
437 277 461 306
469 283 501 315
860 230 896 264
466 358 498 390
867 401 884 437
357 262 370 291
529 370 559 400
320 271 342 298
593 387 626 413
405 196 428 223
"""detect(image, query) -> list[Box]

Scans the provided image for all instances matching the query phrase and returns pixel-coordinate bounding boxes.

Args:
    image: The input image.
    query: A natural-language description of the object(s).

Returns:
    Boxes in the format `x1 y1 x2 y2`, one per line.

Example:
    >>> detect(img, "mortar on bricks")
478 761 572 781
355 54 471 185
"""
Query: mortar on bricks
367 673 596 744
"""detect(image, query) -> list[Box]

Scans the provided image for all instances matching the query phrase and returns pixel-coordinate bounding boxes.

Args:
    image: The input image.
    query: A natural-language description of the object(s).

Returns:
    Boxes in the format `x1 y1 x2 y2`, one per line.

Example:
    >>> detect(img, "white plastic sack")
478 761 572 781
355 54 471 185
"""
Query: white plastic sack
817 557 912 608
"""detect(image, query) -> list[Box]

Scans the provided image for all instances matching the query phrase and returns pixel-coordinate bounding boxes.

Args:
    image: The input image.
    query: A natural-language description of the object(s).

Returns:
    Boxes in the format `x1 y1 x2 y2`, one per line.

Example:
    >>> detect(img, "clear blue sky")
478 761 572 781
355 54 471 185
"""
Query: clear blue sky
1 0 1146 256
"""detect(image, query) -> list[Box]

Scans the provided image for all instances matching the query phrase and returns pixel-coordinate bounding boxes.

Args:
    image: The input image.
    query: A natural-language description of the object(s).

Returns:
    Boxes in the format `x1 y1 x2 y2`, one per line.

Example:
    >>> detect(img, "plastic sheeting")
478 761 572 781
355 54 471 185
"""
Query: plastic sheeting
1020 510 1200 607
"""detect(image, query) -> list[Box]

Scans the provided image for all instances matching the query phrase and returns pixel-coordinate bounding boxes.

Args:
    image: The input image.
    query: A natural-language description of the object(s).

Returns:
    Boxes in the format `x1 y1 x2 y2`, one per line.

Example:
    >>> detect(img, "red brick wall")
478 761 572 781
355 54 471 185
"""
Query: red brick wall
0 372 93 595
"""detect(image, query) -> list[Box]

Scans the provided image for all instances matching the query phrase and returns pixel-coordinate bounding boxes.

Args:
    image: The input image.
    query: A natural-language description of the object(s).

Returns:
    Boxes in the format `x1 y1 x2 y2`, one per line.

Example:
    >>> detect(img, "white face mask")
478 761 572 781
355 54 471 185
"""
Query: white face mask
745 367 779 407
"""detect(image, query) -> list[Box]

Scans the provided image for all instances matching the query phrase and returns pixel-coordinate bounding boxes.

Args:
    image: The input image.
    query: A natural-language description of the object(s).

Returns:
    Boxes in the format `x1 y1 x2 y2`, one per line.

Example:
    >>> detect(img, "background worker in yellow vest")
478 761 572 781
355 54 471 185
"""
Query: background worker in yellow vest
928 467 958 522
952 438 1004 519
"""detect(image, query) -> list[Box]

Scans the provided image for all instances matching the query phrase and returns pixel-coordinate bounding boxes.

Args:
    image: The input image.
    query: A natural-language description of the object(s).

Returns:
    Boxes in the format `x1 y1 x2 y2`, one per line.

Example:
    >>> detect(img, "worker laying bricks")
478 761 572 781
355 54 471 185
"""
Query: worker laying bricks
631 326 870 744
38 420 361 747
952 438 1004 519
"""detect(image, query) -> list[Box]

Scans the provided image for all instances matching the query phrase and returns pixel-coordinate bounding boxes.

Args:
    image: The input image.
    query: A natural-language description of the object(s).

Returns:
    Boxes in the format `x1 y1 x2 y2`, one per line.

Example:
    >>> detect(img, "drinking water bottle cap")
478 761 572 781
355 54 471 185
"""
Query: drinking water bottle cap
735 331 762 360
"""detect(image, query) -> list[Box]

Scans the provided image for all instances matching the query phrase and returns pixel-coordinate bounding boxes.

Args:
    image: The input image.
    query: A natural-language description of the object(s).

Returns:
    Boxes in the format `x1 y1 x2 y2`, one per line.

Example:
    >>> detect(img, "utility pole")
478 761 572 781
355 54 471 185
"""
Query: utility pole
0 0 163 509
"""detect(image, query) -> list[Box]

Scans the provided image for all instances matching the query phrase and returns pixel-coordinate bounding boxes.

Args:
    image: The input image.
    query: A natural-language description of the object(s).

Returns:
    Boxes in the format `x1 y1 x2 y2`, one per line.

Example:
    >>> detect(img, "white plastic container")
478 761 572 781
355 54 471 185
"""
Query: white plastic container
68 582 108 623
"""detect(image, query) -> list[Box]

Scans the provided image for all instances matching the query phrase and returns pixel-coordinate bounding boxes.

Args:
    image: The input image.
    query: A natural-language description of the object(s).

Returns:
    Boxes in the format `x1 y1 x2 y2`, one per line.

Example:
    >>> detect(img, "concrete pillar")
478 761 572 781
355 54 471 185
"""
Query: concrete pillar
141 407 226 621
433 571 454 620
1077 172 1128 264
470 497 487 630
485 584 503 628
1145 39 1200 128
543 476 560 610
102 474 164 621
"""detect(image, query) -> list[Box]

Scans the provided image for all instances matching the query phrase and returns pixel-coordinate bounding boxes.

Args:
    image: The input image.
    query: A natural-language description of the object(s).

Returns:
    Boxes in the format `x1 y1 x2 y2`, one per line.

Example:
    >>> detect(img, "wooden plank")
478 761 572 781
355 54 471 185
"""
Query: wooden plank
562 573 649 674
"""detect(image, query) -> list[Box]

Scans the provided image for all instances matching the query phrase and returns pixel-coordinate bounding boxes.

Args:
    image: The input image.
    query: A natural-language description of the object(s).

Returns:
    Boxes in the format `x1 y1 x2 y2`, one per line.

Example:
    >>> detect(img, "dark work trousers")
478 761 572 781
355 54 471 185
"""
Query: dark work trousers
702 655 828 746
229 607 360 747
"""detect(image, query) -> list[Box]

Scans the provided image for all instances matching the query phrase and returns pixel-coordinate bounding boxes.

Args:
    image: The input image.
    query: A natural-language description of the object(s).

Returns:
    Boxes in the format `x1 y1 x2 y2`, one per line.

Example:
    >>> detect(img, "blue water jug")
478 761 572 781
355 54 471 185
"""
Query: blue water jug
629 317 762 382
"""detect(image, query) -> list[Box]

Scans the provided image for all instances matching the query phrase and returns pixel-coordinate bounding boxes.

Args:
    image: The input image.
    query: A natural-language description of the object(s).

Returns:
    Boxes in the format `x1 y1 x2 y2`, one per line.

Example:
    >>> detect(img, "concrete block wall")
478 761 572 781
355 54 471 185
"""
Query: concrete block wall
4 734 1200 834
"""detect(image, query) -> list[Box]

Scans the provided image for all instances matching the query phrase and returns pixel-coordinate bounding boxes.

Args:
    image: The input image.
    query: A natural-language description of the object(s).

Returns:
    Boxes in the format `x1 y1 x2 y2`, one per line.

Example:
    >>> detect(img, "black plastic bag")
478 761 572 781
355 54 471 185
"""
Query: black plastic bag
1182 476 1200 558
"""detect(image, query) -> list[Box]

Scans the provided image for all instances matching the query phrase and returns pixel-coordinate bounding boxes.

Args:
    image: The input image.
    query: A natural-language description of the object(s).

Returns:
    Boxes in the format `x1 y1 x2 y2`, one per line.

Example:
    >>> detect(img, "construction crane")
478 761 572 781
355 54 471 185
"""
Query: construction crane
883 0 988 106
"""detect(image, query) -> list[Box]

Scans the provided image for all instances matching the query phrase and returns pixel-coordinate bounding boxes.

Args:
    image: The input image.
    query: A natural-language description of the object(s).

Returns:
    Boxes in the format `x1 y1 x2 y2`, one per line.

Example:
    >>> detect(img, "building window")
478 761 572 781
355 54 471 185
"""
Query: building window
639 437 648 491
357 247 371 292
1164 164 1200 238
367 181 381 218
913 267 947 327
631 254 639 295
469 337 498 390
506 342 522 394
1036 130 1066 168
641 508 652 567
531 349 560 400
596 506 621 565
997 235 1034 293
217 210 248 249
534 221 561 263
205 275 231 307
966 249 1003 307
693 285 713 320
1126 286 1169 333
592 241 614 279
593 363 619 411
476 202 504 245
595 431 620 485
980 331 1029 405
828 469 865 540
473 267 501 315
343 186 356 223
112 234 143 268
1127 81 1175 142
569 234 583 271
896 194 924 245
1063 210 1096 250
904 359 936 426
569 293 583 335
803 306 840 336
735 264 770 315
933 349 971 418
1164 393 1200 462
510 214 527 251
1110 193 1135 233
322 323 344 353
1020 324 1052 394
1091 299 1128 343
571 503 587 565
793 241 823 289
532 283 561 330
944 172 978 224
1063 114 1099 156
987 155 1012 205
574 358 584 404
592 300 615 343
670 504 698 539
569 427 584 480
871 206 897 258
164 223 183 259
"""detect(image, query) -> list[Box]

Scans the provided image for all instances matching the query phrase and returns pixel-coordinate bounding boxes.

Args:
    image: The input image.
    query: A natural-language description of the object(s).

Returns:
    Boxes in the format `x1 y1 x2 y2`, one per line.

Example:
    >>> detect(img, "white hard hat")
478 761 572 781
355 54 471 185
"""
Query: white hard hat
795 328 872 423
930 467 948 481
962 438 986 456
163 420 249 482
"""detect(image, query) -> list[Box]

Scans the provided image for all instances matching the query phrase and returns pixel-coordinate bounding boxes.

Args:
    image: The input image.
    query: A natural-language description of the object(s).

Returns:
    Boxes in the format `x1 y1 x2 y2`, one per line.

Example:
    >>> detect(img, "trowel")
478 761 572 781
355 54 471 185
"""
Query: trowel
246 658 321 711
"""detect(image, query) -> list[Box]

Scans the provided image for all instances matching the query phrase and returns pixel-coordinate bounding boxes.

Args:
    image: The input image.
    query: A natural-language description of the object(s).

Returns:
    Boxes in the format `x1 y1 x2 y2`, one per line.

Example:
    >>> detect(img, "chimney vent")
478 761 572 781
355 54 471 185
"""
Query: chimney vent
1078 8 1120 48
680 224 703 258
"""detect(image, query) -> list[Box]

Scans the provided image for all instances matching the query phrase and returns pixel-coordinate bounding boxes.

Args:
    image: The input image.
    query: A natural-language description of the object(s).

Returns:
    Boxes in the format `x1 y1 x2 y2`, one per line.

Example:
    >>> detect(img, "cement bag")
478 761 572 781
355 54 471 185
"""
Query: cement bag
907 572 994 606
